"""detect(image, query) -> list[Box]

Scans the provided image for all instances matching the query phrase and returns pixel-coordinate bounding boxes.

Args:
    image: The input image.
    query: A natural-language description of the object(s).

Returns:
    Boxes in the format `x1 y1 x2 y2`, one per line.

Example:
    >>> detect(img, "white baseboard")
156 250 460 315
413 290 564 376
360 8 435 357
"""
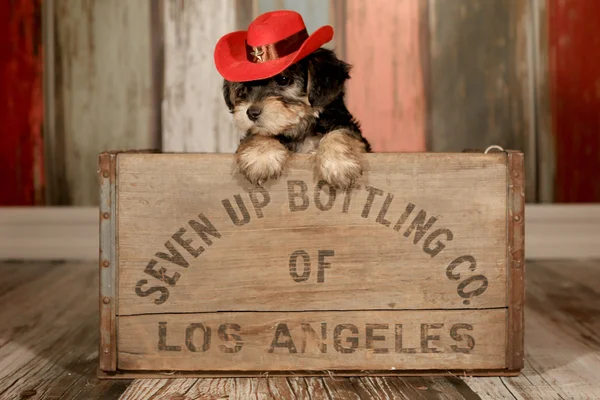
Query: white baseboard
1 205 599 261
0 207 98 261
525 204 600 259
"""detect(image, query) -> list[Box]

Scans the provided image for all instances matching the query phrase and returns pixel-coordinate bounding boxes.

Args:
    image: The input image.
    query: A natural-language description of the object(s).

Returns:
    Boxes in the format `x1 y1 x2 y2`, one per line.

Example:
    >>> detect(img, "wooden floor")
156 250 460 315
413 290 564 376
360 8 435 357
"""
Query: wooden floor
1 260 599 399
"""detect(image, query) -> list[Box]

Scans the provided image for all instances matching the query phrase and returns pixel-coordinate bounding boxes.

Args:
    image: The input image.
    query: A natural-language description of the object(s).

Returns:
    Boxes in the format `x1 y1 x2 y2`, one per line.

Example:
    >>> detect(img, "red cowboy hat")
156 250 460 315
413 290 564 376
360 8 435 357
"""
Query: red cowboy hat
214 10 333 82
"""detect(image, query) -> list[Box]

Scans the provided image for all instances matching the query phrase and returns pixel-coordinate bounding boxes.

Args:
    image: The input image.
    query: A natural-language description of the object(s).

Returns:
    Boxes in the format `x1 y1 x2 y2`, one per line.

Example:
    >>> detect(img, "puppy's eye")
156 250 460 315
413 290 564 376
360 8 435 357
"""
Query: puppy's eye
235 86 250 100
275 75 292 86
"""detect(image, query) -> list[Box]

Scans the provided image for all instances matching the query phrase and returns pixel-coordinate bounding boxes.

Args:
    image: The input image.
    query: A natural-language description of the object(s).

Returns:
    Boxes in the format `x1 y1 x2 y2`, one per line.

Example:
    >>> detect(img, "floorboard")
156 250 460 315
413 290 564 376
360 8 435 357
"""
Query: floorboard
0 260 599 399
464 260 600 400
0 261 132 400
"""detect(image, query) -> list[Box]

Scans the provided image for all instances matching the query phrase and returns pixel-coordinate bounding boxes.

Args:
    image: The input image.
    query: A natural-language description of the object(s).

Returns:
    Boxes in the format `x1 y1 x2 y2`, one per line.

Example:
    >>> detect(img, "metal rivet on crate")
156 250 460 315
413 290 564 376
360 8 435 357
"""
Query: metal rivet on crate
102 171 109 178
102 297 111 304
104 349 109 354
102 212 110 219
514 215 521 222
102 260 110 268
513 171 519 178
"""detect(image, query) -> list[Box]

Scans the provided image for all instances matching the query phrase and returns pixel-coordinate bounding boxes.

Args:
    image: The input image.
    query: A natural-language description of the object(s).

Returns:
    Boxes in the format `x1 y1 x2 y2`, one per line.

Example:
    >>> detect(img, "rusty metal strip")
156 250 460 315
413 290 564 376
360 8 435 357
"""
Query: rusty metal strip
99 152 117 371
505 151 525 371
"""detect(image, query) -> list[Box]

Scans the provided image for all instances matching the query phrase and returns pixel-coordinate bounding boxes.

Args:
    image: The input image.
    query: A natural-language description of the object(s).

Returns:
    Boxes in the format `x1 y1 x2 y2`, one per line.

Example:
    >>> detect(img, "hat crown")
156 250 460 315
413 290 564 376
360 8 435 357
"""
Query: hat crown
246 10 306 47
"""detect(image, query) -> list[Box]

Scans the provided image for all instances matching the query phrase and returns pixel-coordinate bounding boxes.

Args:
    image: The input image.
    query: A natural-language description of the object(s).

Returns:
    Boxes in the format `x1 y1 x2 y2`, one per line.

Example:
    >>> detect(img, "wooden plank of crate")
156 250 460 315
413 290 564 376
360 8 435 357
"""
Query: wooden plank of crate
100 368 520 379
117 309 506 372
116 153 508 315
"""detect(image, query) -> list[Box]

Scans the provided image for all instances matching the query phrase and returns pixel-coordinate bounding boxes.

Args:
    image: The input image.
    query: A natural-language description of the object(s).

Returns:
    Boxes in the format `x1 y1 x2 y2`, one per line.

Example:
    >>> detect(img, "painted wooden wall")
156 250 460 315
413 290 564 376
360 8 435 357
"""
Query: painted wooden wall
531 0 554 204
258 0 330 40
51 0 159 206
344 0 427 152
427 0 537 201
548 0 600 203
4 0 593 205
161 0 336 154
0 0 44 206
162 0 241 153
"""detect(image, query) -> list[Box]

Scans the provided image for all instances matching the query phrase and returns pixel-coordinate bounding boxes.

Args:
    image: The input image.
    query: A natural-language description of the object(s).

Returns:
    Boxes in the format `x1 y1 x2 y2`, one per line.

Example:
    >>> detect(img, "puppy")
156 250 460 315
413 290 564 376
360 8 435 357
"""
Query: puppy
222 48 371 189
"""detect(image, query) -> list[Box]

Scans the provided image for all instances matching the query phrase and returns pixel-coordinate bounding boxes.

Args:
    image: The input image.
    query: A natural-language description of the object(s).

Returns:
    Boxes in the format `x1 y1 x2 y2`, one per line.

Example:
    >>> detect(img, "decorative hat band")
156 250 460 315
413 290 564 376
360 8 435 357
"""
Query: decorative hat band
245 29 309 63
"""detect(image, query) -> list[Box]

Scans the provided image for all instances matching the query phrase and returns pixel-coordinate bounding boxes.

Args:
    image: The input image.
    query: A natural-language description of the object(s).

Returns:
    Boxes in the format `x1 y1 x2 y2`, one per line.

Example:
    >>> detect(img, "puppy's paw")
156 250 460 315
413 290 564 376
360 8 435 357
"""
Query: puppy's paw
235 136 289 186
314 130 366 190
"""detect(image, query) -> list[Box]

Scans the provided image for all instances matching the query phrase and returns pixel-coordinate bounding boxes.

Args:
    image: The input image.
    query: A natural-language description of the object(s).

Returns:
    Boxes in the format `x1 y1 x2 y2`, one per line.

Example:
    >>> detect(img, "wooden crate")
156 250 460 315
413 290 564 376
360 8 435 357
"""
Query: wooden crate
98 150 524 378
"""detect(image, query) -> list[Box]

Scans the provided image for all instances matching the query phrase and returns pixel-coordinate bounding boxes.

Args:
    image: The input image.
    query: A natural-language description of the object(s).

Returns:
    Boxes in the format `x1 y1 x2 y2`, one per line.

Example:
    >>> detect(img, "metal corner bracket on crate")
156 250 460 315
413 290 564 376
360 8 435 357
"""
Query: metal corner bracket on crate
98 148 524 378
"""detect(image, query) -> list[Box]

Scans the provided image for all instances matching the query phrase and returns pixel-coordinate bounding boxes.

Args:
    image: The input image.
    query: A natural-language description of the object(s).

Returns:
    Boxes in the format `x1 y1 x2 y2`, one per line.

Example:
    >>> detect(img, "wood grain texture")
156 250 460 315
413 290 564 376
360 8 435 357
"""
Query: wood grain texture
525 204 600 259
99 153 117 371
548 0 600 202
532 0 554 203
119 378 197 400
258 0 331 43
100 369 520 379
465 260 600 399
120 376 482 399
0 0 45 206
330 0 347 60
344 0 427 152
53 0 158 206
2 204 597 262
185 378 238 399
118 310 507 372
0 262 131 400
2 260 598 399
43 0 59 206
116 153 508 315
236 0 255 31
506 152 525 371
0 207 98 260
428 0 535 202
161 0 241 153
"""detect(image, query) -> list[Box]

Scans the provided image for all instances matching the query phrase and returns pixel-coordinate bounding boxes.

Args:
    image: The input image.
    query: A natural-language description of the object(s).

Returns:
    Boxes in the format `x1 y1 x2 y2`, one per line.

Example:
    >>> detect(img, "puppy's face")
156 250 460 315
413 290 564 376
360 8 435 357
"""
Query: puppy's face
222 48 351 137
223 63 312 136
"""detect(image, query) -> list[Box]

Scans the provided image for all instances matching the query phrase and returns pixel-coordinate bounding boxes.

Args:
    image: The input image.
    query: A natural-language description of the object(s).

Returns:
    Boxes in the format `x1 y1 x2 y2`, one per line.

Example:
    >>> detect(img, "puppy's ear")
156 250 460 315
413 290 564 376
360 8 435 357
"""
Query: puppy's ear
222 80 235 110
306 48 351 108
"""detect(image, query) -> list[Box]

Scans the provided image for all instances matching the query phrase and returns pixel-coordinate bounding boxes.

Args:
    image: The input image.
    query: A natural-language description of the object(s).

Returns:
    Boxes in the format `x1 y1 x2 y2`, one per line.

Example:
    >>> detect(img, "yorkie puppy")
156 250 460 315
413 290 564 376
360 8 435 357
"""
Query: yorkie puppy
222 48 371 189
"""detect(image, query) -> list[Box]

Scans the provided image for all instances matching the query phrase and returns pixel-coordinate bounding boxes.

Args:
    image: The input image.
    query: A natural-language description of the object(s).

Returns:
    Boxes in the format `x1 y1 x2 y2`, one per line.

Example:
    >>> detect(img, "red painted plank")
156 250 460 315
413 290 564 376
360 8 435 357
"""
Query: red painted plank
548 0 600 202
344 0 426 152
0 0 45 205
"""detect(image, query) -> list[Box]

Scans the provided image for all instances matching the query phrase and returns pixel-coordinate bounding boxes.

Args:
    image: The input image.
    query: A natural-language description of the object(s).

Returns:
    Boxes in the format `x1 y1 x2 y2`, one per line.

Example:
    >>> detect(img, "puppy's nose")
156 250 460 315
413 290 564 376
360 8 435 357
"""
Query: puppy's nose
246 106 262 121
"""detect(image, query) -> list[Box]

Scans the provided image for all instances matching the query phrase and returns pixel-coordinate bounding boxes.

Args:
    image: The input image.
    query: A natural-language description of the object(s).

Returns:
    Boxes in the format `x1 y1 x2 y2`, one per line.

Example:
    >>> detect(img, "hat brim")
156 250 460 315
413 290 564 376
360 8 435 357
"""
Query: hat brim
214 26 334 82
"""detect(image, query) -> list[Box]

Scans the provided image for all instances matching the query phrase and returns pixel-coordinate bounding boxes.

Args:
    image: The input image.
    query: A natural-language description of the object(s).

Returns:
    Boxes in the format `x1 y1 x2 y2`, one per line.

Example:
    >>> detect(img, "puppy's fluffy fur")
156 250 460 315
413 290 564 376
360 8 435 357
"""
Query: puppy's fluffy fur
222 48 371 189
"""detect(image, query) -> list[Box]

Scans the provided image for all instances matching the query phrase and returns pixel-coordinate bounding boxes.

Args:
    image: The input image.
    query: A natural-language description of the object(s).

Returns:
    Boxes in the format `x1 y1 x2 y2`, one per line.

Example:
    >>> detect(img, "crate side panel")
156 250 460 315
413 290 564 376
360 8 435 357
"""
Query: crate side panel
99 153 117 371
117 153 508 315
117 309 507 371
507 151 525 370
